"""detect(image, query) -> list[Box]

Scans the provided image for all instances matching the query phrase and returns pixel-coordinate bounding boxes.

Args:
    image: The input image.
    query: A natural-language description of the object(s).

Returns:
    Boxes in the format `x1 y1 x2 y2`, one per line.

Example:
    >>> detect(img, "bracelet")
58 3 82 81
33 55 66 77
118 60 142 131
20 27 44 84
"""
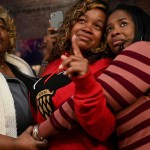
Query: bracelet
41 60 49 66
32 124 46 141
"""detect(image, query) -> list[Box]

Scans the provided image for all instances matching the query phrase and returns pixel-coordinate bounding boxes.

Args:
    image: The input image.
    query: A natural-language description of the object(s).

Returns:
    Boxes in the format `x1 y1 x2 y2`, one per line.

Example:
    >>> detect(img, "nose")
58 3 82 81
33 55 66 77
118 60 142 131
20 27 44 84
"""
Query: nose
111 26 121 37
82 23 93 34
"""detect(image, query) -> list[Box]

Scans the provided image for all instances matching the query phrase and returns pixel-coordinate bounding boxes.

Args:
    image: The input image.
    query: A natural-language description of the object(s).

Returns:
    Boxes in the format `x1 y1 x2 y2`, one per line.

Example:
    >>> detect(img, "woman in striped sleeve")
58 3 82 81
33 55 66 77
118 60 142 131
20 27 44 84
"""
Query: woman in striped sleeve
31 3 150 150
103 4 150 149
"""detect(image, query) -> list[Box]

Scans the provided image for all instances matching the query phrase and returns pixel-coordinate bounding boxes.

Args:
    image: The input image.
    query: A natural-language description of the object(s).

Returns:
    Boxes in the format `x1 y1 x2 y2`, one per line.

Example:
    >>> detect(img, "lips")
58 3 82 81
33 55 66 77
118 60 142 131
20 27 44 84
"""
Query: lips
77 32 92 42
112 39 125 47
78 35 91 42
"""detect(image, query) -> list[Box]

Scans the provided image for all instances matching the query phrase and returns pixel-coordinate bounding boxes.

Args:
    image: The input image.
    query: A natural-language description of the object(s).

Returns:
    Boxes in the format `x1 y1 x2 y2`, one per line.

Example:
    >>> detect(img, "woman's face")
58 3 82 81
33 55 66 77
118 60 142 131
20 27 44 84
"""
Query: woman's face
106 10 135 55
71 8 106 52
0 19 9 55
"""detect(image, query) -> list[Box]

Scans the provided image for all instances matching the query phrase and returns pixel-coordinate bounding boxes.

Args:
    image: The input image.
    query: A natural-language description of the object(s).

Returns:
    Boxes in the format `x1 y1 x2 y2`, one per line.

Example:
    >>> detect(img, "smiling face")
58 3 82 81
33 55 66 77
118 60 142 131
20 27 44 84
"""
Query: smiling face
106 9 135 55
71 8 106 53
0 19 9 56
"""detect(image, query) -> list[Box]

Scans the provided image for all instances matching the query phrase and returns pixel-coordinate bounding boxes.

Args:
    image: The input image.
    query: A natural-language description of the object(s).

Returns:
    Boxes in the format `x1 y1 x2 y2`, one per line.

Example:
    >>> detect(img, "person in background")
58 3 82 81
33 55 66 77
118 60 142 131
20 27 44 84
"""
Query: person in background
38 26 57 77
0 5 47 150
33 3 150 150
30 0 116 149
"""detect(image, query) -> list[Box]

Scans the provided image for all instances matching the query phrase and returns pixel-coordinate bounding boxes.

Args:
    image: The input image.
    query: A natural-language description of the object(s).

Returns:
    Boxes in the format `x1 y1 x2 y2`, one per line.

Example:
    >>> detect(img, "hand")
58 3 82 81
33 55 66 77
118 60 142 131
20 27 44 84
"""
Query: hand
44 27 57 49
15 126 47 150
59 35 89 78
42 27 57 62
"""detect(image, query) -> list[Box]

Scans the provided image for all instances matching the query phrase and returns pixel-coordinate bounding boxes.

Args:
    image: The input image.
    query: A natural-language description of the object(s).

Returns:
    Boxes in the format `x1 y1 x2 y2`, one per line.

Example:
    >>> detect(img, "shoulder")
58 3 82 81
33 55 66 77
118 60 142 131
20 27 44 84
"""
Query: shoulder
125 41 150 49
123 41 150 55
42 58 61 76
49 58 62 65
90 58 112 77
92 58 112 66
6 53 35 77
46 58 61 69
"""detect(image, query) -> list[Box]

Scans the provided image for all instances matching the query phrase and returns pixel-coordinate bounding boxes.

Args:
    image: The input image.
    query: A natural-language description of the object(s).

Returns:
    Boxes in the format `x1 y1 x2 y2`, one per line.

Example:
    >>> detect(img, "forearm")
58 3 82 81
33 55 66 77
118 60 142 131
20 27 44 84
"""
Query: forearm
38 117 59 138
38 71 115 141
0 134 17 150
38 98 76 138
73 71 115 141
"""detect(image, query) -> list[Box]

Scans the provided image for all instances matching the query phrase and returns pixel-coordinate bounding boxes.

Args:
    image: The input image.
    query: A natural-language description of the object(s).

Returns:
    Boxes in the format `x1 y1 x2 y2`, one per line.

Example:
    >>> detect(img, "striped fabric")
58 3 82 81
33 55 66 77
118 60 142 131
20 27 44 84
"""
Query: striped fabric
98 41 150 149
98 42 150 112
50 98 76 131
116 96 150 150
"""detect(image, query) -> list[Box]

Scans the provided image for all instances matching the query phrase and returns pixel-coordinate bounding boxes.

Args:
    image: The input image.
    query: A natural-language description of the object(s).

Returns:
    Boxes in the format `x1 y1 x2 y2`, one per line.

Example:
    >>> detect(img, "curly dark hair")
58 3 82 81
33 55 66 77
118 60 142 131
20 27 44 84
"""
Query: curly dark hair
50 0 110 63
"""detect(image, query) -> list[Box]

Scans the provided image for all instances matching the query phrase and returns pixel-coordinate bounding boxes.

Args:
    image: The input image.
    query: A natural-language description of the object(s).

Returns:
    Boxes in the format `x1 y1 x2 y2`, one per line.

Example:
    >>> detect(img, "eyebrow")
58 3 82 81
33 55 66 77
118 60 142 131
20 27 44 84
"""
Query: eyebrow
82 14 105 25
107 17 129 26
117 17 129 22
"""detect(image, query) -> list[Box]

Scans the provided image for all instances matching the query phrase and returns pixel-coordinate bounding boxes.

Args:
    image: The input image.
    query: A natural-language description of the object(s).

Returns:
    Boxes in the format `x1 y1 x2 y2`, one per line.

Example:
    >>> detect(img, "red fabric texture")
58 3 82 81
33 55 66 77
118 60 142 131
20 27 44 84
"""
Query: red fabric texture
31 58 116 150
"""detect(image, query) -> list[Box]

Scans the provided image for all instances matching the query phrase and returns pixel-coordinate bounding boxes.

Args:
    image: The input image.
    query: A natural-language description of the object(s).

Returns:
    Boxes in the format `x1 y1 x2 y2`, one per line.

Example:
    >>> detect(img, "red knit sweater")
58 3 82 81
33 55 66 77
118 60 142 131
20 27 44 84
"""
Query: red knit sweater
30 58 115 150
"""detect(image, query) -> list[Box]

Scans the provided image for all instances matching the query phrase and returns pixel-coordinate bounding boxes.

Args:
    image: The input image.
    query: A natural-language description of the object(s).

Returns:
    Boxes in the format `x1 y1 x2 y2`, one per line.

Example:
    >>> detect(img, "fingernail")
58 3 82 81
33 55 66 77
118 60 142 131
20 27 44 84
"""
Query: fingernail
59 64 63 69
63 71 66 75
61 55 67 60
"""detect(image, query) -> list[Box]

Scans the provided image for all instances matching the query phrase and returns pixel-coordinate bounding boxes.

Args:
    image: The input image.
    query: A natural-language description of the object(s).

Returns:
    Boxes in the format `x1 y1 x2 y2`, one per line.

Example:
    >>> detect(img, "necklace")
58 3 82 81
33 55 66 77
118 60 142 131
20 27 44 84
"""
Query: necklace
44 62 62 84
0 65 4 68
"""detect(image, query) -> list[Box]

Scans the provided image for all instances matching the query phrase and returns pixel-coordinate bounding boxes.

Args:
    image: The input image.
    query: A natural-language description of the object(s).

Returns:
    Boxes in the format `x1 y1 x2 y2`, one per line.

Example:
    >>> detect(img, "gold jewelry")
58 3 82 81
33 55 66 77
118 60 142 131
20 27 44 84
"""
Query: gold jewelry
0 65 4 68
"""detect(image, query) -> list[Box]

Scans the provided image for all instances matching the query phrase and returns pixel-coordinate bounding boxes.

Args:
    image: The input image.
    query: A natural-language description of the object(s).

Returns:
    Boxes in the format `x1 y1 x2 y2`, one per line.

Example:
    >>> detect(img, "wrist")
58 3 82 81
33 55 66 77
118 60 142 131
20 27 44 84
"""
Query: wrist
41 60 49 66
13 137 23 150
32 124 47 142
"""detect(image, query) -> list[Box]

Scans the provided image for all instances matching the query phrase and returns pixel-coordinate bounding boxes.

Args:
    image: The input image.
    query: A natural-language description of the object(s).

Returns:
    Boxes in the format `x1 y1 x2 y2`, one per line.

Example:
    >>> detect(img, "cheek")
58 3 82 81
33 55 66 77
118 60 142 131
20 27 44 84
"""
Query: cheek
70 28 75 37
127 25 135 40
130 32 135 40
4 34 10 50
94 32 102 45
107 35 112 47
70 24 79 36
130 25 135 38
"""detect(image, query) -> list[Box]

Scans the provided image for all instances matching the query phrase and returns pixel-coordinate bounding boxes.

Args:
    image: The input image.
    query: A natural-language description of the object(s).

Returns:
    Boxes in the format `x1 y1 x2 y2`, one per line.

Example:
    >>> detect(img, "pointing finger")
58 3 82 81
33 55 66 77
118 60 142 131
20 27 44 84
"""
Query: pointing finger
72 35 83 57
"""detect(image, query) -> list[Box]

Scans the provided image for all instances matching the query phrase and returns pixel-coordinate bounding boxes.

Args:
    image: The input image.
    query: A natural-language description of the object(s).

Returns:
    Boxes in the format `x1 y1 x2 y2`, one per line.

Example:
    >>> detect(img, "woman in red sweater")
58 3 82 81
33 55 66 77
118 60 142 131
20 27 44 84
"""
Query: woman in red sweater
30 0 116 150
